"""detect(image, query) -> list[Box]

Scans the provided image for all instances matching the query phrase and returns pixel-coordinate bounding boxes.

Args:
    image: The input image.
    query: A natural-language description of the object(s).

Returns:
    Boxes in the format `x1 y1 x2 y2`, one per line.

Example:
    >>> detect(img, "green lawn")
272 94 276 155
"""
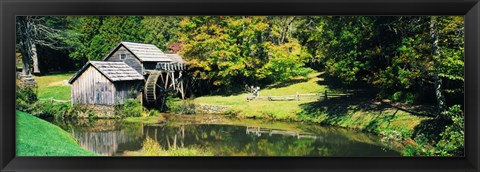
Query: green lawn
34 73 74 100
16 110 96 156
193 72 428 138
194 72 329 119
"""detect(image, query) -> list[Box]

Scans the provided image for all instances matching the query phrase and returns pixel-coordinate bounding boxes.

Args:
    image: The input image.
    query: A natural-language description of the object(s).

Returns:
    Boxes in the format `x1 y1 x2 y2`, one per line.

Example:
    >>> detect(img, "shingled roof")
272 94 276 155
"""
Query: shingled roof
165 53 186 64
104 42 184 63
69 61 144 84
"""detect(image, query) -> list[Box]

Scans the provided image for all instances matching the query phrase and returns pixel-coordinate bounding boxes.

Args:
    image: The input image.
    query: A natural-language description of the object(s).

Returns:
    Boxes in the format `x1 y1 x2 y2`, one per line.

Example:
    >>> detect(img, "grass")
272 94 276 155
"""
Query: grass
16 110 96 156
192 72 428 139
194 72 329 119
299 105 427 138
34 73 74 100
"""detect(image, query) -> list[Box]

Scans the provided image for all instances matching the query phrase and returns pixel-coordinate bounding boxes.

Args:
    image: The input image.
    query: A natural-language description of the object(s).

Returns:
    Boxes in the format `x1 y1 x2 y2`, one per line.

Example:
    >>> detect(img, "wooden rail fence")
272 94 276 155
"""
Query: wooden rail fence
246 90 351 101
38 98 72 103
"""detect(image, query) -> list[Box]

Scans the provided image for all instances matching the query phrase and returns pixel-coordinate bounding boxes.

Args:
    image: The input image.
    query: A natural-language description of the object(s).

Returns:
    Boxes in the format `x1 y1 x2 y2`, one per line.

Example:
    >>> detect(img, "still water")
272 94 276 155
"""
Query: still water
50 117 401 156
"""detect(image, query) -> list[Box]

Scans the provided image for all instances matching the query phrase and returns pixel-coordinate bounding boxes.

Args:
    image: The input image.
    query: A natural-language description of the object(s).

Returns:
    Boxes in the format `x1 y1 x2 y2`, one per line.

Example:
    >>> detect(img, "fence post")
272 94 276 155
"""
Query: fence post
325 90 328 100
296 92 299 101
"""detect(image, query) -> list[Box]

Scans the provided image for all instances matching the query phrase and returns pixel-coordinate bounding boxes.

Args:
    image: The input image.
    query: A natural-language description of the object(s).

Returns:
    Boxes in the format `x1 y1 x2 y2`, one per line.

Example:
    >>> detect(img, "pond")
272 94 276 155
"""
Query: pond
50 115 402 156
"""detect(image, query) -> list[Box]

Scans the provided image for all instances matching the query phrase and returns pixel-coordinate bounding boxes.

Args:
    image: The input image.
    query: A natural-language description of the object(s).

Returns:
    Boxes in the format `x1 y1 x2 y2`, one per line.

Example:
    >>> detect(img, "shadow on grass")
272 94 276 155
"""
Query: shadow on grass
266 78 309 89
411 118 451 142
299 90 437 135
316 72 372 91
194 74 311 97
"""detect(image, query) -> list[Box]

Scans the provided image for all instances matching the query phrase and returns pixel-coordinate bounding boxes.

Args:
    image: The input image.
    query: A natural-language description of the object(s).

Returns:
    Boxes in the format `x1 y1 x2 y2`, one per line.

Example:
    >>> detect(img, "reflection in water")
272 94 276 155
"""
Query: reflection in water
73 129 143 156
143 125 400 156
51 119 401 156
246 127 322 140
50 118 145 156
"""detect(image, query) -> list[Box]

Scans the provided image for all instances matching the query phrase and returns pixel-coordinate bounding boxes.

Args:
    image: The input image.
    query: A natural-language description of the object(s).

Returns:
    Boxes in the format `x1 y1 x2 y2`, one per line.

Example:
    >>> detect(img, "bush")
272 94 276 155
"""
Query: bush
115 99 143 118
403 105 464 156
391 91 417 103
435 105 464 156
403 134 436 156
392 91 403 102
166 95 195 114
30 101 73 119
148 109 161 117
16 82 38 111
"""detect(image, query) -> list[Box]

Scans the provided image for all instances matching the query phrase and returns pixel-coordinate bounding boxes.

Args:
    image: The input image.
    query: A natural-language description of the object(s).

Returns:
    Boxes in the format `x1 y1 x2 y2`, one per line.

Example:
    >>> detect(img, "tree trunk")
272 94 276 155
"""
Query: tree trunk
279 16 296 44
31 43 40 74
19 43 31 76
430 16 447 118
17 16 35 75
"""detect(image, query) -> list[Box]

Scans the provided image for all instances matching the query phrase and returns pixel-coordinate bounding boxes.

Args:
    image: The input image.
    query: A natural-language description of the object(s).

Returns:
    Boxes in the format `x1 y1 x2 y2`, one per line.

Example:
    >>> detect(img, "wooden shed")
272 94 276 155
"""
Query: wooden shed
68 61 144 106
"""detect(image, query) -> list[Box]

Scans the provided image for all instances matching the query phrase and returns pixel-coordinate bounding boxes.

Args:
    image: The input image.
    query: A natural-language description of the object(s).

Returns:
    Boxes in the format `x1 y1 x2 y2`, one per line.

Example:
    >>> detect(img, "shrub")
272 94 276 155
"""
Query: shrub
115 99 143 118
16 82 38 111
403 105 464 156
435 105 464 156
391 91 417 104
148 109 161 117
392 91 403 102
167 95 196 114
26 100 79 119
403 134 436 156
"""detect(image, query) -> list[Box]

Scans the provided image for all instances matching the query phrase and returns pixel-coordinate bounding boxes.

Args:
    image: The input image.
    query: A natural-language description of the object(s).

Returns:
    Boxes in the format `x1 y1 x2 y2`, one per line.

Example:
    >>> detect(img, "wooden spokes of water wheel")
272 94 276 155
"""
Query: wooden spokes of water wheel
145 69 186 108
145 71 166 103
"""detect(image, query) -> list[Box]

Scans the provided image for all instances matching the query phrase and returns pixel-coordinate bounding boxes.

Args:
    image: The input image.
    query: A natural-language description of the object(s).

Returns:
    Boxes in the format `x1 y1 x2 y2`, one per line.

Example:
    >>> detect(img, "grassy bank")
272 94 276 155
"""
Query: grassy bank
193 72 428 139
194 73 330 120
34 73 74 100
16 110 96 156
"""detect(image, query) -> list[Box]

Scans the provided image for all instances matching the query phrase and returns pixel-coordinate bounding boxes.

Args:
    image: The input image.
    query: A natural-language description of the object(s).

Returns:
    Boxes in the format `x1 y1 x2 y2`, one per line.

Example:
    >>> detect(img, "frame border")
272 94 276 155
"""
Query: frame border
1 0 479 171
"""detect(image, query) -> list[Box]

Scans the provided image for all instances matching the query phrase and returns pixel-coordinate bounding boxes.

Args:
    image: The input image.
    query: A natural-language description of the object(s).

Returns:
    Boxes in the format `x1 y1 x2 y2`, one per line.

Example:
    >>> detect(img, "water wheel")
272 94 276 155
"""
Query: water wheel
145 71 166 103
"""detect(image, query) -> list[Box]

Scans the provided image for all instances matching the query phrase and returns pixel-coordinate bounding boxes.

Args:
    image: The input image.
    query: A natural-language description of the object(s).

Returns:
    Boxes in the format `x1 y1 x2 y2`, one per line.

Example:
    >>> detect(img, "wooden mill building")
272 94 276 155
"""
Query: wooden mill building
69 42 187 106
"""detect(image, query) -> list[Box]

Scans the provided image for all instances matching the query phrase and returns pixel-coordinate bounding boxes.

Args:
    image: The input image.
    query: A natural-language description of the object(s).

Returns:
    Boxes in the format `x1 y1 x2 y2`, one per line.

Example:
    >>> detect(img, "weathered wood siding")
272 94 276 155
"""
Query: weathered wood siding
106 46 144 75
71 66 115 105
114 81 142 104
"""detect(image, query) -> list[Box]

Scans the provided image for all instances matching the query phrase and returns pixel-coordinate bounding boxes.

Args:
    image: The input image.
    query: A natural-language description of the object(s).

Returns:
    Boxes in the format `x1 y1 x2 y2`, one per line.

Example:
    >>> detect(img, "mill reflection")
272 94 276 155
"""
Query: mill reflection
52 118 401 156
53 118 145 156
72 129 144 156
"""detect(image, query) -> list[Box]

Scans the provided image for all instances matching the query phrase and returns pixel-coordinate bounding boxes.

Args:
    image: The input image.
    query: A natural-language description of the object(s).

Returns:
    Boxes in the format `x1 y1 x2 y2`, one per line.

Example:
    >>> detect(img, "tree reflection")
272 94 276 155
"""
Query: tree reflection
51 119 401 156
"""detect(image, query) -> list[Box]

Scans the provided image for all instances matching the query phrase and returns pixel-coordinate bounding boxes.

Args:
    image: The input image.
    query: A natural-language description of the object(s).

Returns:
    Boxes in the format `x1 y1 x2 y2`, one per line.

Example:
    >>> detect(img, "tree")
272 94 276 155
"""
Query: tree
306 16 463 111
65 16 102 67
430 16 447 117
67 16 144 62
141 16 181 51
178 16 313 94
16 16 68 75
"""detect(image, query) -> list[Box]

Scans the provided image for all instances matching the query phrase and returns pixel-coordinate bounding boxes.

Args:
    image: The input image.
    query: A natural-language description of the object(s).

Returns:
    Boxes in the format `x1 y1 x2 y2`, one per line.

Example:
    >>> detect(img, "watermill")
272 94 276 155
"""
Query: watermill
70 41 188 109
144 63 186 105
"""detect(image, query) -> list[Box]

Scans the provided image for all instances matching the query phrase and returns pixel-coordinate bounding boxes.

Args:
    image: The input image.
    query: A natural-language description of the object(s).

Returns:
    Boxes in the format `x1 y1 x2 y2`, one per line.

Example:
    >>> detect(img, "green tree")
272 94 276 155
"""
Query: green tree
67 16 144 62
141 16 181 51
179 16 313 94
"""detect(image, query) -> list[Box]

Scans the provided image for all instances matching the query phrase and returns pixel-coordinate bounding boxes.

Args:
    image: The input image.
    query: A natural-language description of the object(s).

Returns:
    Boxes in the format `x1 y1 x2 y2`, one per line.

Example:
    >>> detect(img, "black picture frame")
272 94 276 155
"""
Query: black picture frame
1 0 479 171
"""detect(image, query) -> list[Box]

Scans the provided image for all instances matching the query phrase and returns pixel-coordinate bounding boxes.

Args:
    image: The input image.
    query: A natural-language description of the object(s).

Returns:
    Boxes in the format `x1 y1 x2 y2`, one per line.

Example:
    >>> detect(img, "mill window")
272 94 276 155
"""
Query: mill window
119 54 127 60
